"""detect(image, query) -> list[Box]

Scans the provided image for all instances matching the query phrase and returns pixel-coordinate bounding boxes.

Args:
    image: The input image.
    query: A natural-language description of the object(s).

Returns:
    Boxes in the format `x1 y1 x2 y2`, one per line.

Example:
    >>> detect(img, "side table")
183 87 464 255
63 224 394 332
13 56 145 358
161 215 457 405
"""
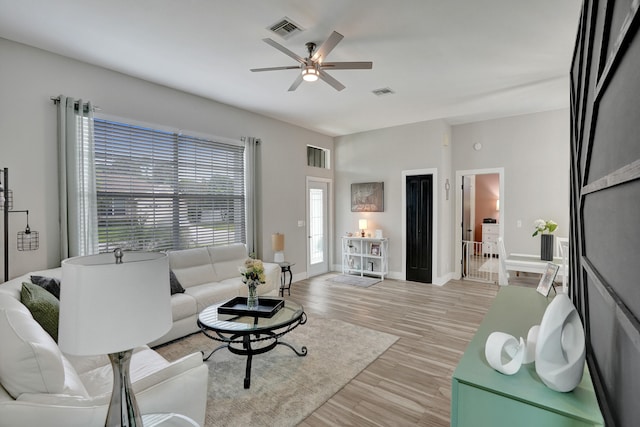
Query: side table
278 261 294 296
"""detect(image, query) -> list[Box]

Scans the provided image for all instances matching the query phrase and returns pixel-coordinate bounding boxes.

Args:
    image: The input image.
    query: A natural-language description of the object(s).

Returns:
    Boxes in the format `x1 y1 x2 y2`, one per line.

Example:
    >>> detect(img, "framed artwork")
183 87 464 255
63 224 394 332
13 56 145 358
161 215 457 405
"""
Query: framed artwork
351 182 384 212
370 243 380 256
536 263 560 297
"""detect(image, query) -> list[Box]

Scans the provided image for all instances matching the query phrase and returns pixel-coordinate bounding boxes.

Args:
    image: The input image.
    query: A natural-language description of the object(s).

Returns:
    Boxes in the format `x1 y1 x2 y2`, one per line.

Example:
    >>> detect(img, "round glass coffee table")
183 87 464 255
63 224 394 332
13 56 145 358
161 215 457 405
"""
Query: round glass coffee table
197 297 307 389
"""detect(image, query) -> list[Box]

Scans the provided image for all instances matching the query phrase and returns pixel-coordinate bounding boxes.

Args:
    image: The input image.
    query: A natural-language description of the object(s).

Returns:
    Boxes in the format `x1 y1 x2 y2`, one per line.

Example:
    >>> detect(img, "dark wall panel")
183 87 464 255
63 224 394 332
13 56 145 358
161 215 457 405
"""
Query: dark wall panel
571 1 640 426
590 35 640 181
583 182 640 314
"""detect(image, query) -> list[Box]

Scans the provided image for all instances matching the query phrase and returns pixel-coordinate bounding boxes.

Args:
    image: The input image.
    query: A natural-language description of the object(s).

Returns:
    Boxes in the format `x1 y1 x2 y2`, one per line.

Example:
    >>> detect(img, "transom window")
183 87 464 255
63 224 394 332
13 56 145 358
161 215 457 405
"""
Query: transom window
307 145 330 169
93 118 246 252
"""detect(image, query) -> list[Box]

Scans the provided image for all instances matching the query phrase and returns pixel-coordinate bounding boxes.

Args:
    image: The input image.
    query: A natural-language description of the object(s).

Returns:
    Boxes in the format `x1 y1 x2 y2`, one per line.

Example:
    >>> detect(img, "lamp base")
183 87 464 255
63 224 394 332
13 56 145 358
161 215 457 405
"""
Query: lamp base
274 251 285 263
107 349 142 427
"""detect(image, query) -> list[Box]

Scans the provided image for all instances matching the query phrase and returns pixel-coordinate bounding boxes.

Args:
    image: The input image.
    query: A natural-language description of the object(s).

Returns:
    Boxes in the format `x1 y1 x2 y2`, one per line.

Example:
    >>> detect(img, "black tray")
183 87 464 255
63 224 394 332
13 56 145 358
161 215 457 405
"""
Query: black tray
217 297 284 318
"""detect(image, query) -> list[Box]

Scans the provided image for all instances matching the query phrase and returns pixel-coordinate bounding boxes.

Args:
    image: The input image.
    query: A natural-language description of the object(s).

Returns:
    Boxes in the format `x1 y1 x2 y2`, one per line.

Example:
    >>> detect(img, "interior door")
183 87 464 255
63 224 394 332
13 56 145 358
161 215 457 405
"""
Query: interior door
406 174 433 283
307 180 329 277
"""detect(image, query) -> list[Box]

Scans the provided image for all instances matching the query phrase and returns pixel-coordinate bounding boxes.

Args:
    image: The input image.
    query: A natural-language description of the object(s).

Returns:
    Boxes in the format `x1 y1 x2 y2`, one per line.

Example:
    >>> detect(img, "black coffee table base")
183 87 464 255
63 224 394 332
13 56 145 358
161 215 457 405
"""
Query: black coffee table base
199 312 307 389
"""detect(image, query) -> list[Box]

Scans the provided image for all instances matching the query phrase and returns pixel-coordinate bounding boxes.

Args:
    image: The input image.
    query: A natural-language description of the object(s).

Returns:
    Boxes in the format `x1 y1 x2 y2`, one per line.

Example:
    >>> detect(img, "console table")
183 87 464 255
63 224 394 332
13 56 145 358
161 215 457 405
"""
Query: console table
451 286 603 427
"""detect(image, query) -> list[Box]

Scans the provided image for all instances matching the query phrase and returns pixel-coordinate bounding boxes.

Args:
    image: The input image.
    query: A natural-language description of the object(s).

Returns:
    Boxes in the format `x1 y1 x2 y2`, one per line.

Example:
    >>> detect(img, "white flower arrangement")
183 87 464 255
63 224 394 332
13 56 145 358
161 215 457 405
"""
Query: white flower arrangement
239 258 266 284
532 219 558 237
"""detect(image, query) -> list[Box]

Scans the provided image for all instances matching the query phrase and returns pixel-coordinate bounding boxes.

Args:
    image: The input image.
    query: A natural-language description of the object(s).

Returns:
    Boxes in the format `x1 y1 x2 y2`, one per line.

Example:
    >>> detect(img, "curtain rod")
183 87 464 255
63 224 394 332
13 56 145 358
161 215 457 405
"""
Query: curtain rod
50 96 101 111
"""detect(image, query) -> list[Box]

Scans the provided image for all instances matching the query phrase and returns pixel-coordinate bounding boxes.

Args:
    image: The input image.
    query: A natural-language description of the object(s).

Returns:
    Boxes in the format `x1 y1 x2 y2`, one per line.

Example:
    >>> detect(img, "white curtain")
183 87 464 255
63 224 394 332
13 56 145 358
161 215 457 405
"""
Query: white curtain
57 95 98 258
243 137 260 256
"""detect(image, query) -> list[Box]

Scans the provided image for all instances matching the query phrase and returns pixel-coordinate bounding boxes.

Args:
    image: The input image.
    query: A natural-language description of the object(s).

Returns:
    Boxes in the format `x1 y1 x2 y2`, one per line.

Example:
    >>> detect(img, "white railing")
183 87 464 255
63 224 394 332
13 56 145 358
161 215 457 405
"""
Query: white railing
462 240 497 283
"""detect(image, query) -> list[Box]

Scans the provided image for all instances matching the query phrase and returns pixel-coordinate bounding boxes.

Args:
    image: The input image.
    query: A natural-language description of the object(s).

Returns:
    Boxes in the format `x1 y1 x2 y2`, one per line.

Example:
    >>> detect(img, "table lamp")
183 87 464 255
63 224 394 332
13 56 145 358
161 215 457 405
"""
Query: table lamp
272 232 285 263
359 219 368 237
59 250 171 427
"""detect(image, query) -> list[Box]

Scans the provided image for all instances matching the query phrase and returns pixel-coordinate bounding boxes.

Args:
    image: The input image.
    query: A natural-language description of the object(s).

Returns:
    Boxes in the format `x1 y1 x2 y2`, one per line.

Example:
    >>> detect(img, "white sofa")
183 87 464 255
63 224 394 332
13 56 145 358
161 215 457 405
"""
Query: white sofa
0 270 208 427
0 243 278 426
153 243 280 346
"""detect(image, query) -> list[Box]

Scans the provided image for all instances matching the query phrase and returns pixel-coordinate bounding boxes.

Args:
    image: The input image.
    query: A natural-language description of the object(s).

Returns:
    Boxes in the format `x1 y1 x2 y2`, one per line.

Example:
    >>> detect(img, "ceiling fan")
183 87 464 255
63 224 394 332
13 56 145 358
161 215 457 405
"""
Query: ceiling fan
250 31 373 91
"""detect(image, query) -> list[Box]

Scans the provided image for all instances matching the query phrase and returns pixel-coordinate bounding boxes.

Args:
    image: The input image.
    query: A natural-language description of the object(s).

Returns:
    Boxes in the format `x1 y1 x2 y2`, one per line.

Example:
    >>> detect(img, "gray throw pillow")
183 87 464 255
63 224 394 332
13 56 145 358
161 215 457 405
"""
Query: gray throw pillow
30 275 61 300
170 270 185 295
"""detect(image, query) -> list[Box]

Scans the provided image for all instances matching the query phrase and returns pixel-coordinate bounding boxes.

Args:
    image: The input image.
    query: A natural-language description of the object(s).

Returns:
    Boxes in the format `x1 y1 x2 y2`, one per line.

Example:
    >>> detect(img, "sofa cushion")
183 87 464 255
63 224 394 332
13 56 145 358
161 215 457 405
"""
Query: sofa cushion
20 282 59 342
185 282 239 312
0 298 65 398
170 292 198 321
168 247 218 287
78 346 168 398
207 243 248 280
30 275 61 299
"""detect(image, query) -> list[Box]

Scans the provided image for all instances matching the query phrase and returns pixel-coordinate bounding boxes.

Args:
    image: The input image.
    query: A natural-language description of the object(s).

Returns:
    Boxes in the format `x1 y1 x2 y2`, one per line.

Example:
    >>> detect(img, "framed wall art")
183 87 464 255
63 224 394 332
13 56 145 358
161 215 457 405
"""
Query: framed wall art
351 182 384 212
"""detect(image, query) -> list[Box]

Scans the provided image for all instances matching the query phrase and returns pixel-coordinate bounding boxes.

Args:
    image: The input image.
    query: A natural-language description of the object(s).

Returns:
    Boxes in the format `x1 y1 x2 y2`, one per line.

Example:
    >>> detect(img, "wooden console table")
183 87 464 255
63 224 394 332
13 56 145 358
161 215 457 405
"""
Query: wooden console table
451 286 603 427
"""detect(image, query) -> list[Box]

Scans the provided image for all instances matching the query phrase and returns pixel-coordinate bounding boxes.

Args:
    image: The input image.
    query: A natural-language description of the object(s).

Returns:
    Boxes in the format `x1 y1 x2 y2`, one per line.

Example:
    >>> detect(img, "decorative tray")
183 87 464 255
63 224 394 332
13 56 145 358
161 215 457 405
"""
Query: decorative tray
217 297 284 318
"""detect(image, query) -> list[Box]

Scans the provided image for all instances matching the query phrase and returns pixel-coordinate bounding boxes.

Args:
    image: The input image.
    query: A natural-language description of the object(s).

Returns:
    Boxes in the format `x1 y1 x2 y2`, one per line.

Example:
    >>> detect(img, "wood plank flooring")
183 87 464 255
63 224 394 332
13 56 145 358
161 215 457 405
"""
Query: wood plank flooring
290 273 500 427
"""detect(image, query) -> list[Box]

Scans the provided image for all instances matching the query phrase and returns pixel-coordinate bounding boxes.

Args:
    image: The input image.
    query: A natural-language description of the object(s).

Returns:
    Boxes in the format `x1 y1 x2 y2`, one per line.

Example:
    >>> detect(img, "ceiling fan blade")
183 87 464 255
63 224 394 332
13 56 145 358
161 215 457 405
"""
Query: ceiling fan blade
321 61 373 70
250 65 301 72
288 74 304 91
262 38 305 64
312 31 344 62
318 70 345 91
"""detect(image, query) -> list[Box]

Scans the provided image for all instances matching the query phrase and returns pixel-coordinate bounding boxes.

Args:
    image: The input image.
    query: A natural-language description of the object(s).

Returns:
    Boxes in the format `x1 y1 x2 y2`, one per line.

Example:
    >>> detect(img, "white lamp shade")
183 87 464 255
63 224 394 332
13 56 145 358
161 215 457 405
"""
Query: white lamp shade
359 219 368 230
59 252 172 356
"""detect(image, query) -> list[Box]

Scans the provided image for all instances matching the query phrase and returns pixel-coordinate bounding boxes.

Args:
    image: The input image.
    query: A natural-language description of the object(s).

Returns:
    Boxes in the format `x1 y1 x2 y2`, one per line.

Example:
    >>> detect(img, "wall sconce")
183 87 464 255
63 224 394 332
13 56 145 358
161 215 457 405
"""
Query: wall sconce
271 232 285 263
359 219 368 237
2 168 40 282
496 199 500 211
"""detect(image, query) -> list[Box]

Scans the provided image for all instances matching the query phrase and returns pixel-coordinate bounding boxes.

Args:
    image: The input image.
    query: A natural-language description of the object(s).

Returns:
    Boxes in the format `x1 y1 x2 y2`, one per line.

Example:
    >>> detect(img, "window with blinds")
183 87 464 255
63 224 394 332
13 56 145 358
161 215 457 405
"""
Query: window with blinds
307 145 330 169
93 118 245 252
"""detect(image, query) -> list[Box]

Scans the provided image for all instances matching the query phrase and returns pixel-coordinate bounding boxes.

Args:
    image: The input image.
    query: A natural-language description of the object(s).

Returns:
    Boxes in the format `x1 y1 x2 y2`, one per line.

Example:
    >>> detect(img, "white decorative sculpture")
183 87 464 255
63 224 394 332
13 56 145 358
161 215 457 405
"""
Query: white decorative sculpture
523 325 539 364
484 332 526 375
535 294 586 392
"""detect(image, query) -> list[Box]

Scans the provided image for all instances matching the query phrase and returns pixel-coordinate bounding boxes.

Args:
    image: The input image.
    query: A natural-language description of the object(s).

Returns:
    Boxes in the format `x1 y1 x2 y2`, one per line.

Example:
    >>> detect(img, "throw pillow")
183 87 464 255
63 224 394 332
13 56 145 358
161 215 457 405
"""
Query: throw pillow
30 275 61 299
169 269 185 295
20 282 59 342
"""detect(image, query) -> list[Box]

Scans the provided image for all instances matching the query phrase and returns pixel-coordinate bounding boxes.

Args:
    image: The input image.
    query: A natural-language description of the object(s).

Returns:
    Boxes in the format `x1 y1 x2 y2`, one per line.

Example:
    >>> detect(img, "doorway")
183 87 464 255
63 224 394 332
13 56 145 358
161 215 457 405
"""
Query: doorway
455 168 504 282
406 174 433 283
306 178 331 277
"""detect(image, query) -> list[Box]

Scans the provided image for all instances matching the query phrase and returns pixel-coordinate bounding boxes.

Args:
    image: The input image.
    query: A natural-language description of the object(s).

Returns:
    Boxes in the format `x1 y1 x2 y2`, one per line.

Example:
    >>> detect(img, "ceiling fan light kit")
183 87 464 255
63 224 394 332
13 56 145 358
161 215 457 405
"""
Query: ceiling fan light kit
251 31 372 91
302 65 319 82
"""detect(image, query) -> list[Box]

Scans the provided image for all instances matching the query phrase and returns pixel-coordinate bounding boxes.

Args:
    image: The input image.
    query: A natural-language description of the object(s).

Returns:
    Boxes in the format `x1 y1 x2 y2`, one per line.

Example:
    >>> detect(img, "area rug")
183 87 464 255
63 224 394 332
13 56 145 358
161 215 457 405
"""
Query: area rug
327 274 380 287
155 316 398 427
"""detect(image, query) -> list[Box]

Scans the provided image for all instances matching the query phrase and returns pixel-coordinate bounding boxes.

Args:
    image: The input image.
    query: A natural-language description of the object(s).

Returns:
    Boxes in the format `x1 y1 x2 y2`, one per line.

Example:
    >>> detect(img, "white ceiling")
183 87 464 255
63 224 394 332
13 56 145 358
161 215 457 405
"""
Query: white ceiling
0 0 582 137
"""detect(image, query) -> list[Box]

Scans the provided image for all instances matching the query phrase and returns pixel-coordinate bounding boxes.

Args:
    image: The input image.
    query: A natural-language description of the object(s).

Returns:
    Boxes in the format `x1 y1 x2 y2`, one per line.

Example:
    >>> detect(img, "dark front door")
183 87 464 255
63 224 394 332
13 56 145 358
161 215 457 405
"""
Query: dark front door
406 174 433 283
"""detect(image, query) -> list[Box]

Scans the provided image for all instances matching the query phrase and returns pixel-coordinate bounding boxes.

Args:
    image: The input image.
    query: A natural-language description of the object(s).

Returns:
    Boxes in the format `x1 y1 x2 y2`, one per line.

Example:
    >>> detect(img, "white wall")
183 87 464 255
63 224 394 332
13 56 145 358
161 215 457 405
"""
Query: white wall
452 109 570 256
0 38 332 280
334 120 453 282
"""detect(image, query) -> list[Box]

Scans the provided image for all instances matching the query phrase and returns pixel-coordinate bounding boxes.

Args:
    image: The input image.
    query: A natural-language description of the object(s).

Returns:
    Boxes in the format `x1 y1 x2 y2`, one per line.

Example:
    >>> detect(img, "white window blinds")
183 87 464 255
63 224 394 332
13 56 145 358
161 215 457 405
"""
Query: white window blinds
93 119 245 252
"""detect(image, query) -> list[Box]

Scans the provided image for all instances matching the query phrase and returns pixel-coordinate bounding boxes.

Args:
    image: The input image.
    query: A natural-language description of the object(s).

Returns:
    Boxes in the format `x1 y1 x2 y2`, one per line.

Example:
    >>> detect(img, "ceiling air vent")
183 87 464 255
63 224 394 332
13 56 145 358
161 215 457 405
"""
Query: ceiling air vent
372 87 395 97
268 17 303 39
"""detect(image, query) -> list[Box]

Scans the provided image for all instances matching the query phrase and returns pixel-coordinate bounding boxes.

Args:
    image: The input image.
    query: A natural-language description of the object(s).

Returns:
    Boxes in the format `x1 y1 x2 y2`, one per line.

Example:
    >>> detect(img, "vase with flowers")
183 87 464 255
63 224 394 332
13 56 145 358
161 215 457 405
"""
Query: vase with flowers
533 219 558 261
239 257 266 310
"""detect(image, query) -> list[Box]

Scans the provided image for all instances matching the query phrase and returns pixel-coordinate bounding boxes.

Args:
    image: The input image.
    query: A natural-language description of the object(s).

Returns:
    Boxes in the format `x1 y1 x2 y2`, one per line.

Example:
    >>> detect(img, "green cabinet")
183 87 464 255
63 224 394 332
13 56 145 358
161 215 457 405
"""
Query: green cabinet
451 286 604 426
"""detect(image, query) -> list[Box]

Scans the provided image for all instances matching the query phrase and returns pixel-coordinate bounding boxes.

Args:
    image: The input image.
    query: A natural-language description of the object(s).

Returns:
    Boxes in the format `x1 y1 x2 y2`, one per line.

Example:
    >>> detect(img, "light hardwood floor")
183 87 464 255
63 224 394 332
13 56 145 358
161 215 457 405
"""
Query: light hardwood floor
290 273 500 427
